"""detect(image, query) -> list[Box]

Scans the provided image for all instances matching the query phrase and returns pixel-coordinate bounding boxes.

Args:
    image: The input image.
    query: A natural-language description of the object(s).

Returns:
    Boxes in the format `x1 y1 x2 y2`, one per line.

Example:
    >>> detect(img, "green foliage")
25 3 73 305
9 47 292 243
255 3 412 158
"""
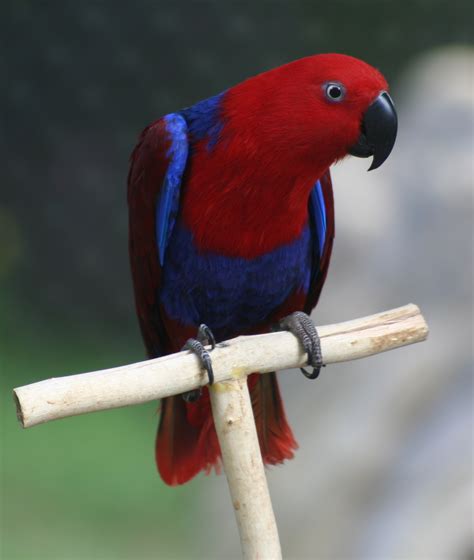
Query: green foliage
1 311 203 559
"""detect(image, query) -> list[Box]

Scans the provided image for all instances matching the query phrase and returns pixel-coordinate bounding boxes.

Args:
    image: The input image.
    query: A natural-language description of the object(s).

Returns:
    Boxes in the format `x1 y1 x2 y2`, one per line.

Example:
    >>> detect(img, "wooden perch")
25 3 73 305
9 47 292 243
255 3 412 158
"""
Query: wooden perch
14 304 427 428
210 377 282 559
13 303 428 560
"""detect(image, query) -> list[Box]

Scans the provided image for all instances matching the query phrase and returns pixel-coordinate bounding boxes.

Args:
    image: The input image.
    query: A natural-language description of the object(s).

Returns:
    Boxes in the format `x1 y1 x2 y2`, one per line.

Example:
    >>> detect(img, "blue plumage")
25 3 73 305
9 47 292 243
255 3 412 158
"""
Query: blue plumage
155 113 189 266
309 179 327 255
180 91 226 148
155 95 227 266
160 223 312 339
154 94 328 337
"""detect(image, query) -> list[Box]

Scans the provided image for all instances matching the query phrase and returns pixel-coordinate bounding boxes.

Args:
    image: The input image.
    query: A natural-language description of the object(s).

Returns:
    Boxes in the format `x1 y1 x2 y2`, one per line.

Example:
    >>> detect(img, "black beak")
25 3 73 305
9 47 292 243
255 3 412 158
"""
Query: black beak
349 91 398 170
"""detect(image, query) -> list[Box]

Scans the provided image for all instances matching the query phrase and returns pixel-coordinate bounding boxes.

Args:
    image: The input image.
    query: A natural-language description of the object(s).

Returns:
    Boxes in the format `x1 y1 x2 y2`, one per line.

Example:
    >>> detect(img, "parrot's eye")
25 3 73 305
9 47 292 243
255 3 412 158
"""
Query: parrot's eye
324 82 345 102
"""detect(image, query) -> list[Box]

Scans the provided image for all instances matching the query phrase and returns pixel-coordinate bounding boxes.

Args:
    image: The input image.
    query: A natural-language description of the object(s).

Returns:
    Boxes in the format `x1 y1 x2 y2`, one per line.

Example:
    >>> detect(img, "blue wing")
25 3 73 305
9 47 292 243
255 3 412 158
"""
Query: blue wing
309 178 327 258
155 113 189 266
305 171 335 313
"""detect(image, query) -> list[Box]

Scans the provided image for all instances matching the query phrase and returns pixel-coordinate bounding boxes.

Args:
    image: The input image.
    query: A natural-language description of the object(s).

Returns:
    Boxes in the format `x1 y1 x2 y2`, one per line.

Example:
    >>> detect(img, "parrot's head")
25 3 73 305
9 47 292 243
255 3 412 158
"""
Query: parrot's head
229 53 398 172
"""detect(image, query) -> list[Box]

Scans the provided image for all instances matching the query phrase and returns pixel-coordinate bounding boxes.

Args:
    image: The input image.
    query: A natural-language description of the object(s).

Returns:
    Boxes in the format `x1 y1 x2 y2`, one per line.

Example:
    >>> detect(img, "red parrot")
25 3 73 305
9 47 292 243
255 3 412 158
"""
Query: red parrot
128 53 397 485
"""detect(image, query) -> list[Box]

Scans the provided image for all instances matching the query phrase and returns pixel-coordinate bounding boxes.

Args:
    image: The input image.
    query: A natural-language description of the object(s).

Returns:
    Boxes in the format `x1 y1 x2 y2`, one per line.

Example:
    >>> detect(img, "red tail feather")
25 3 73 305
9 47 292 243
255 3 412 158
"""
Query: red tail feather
156 374 296 485
250 373 298 464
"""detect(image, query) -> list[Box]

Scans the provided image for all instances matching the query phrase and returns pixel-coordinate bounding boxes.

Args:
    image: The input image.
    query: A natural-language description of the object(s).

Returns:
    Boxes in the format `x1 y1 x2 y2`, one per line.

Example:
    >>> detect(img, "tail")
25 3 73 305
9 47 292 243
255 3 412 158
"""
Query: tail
155 391 221 486
155 373 297 485
251 372 298 465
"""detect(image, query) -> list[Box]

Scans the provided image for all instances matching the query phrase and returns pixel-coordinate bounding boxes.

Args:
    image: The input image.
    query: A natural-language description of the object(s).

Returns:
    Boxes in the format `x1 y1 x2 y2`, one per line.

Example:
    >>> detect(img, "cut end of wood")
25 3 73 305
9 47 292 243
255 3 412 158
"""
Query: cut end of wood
12 303 430 430
413 304 430 340
13 390 25 428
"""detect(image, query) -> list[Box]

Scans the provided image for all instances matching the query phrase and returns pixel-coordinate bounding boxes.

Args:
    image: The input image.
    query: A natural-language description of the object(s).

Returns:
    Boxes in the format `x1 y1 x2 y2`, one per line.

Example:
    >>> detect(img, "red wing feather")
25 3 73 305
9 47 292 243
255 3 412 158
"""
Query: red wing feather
128 120 203 483
128 119 172 357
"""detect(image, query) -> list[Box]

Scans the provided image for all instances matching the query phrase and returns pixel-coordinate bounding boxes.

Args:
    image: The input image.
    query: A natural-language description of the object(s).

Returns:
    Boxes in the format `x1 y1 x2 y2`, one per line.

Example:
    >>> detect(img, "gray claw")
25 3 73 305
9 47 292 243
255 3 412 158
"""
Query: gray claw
181 324 216 402
197 324 216 349
279 311 324 379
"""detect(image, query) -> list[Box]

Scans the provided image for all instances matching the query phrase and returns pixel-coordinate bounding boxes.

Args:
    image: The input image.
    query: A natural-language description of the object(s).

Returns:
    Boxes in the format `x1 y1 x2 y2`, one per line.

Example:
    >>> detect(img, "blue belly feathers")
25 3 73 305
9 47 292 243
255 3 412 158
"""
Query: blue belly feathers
160 222 312 339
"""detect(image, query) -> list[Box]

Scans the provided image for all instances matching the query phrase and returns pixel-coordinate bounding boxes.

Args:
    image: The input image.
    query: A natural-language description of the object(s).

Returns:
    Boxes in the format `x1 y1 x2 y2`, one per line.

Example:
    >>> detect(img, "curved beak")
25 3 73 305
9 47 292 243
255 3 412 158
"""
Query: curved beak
349 91 398 171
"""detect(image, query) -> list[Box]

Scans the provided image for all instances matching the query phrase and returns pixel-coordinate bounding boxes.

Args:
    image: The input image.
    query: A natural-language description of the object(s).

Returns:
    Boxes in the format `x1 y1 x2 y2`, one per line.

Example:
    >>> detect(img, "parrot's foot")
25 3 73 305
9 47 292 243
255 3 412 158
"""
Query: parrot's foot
279 311 324 379
182 324 216 403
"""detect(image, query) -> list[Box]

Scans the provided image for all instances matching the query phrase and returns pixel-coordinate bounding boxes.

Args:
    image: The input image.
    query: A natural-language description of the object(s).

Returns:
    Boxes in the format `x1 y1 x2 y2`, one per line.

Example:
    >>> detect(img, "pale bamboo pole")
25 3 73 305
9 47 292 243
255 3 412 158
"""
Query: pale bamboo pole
210 378 282 559
13 304 428 429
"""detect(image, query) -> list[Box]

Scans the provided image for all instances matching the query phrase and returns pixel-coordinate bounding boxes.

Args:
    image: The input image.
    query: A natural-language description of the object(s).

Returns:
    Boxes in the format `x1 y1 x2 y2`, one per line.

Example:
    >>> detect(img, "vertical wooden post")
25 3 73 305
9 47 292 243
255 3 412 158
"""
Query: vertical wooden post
210 376 282 559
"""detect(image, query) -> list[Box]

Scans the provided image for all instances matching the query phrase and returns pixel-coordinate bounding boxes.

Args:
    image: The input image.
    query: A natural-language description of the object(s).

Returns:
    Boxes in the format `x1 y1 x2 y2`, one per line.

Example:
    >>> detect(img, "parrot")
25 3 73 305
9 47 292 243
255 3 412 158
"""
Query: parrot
127 53 397 486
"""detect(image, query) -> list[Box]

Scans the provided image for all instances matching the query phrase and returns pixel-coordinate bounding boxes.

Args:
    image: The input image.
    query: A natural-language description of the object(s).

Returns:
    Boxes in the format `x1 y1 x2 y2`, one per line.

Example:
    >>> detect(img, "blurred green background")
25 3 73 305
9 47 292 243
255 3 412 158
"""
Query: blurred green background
1 1 472 559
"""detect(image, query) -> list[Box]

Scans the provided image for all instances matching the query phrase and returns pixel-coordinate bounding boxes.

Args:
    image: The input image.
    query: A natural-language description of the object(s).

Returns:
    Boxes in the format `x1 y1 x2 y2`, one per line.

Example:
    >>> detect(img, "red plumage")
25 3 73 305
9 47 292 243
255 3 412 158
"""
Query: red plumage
183 54 385 258
128 54 389 485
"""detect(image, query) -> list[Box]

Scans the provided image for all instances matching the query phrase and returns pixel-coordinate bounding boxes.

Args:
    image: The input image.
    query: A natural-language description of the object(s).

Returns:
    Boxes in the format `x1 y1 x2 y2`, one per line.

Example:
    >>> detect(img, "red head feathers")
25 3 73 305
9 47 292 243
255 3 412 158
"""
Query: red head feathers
225 53 390 173
182 53 397 257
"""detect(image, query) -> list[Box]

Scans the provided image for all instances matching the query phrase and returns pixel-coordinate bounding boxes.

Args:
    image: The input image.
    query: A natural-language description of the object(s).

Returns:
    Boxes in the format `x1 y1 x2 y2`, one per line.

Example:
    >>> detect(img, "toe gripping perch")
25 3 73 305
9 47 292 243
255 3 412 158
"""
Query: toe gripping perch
182 324 216 403
279 311 324 379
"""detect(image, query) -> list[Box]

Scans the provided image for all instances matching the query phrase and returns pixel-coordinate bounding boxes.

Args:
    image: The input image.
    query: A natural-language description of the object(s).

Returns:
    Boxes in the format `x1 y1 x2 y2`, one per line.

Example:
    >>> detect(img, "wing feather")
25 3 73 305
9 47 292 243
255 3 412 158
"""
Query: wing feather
128 114 188 357
305 169 335 313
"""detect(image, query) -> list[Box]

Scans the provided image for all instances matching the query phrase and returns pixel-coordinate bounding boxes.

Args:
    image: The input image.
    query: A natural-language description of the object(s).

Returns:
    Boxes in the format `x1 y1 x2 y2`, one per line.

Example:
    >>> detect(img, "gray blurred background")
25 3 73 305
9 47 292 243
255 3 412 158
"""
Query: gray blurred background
1 1 472 559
